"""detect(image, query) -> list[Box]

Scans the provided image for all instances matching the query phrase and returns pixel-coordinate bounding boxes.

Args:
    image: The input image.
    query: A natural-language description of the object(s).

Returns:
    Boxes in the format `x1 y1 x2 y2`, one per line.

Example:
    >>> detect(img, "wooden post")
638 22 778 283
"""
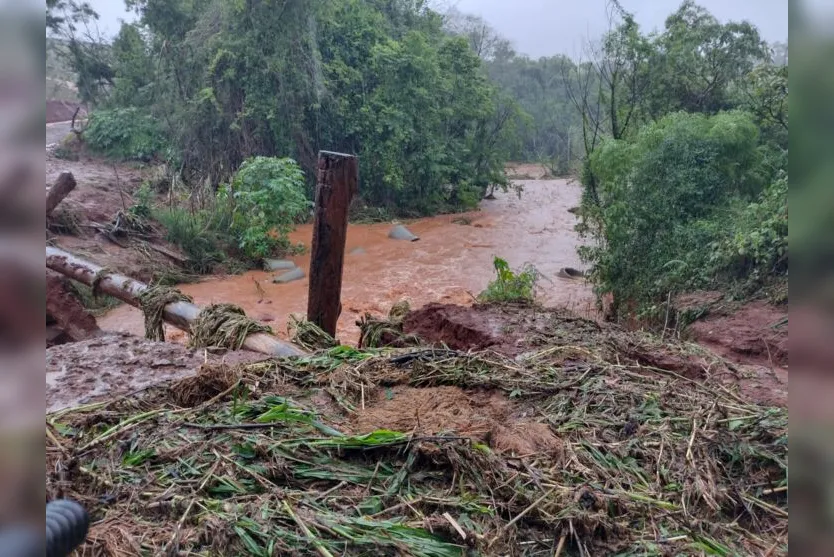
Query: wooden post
46 172 77 216
307 151 358 337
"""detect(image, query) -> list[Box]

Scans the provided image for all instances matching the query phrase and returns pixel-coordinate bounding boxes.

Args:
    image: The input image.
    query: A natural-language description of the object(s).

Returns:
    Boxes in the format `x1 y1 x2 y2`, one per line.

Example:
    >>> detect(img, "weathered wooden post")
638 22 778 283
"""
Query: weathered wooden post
307 151 358 337
46 172 76 216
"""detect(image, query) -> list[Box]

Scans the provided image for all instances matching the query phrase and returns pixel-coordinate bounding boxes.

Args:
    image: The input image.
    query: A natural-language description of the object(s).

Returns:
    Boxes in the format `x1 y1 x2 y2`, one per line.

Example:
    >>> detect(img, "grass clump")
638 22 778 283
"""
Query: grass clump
154 206 230 274
66 281 122 315
478 256 538 303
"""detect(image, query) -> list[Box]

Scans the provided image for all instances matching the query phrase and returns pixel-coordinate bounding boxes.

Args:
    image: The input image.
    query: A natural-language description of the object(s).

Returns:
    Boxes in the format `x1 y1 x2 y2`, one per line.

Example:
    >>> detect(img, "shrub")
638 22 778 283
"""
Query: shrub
129 183 154 219
85 108 168 161
581 110 775 318
710 174 788 283
154 207 227 274
479 257 538 303
223 156 310 261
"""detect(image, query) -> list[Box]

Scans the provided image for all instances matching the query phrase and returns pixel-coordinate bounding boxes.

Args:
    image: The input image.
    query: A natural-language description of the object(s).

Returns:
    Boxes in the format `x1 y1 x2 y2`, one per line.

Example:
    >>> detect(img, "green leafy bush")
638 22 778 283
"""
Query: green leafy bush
710 174 788 283
85 108 168 161
581 111 779 317
479 257 538 303
152 158 309 273
223 156 310 261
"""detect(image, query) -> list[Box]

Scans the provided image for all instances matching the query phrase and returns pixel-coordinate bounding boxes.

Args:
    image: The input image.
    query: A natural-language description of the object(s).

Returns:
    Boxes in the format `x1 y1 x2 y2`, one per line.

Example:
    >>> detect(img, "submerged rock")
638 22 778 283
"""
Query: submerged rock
273 267 305 284
263 259 297 272
388 224 419 241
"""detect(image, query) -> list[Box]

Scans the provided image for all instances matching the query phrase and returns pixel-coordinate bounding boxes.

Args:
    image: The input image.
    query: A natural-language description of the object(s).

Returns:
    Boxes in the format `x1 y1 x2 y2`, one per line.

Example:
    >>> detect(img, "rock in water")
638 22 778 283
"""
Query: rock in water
557 267 585 280
388 224 419 241
273 267 305 284
263 259 297 271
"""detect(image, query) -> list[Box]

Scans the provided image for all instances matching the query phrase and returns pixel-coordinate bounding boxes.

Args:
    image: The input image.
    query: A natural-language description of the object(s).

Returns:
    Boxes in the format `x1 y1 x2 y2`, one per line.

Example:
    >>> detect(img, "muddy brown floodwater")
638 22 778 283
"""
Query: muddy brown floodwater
99 179 596 344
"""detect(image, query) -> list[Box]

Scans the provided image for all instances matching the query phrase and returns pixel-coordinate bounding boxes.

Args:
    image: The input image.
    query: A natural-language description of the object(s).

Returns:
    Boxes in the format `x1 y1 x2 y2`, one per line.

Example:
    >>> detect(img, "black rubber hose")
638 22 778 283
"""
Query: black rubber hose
46 500 89 557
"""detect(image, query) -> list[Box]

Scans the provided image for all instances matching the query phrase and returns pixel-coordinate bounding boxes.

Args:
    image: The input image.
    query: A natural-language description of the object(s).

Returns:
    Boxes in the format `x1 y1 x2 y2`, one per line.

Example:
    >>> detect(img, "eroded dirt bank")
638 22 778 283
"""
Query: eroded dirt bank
98 179 596 343
48 301 786 412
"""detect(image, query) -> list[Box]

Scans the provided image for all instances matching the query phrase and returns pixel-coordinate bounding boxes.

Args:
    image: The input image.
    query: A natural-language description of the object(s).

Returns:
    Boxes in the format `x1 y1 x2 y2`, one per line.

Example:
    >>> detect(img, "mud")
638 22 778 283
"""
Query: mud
46 149 186 282
47 150 145 224
352 385 562 457
99 179 596 344
685 300 788 369
504 162 553 180
46 100 86 124
46 332 267 413
46 271 100 346
402 303 498 352
402 302 600 357
403 302 787 407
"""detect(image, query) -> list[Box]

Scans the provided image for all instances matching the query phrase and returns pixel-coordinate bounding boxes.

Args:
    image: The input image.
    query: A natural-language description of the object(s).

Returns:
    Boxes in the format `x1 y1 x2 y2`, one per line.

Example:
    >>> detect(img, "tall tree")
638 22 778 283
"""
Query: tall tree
648 0 769 116
46 0 113 106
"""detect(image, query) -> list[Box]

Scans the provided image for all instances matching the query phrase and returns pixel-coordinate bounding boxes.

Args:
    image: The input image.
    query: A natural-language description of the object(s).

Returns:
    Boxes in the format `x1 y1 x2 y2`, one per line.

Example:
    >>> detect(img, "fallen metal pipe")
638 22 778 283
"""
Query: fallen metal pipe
46 246 306 357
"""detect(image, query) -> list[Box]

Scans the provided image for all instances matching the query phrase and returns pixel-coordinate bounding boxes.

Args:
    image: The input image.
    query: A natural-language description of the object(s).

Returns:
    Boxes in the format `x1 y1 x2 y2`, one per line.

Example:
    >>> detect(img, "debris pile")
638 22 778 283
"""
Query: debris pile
46 306 787 555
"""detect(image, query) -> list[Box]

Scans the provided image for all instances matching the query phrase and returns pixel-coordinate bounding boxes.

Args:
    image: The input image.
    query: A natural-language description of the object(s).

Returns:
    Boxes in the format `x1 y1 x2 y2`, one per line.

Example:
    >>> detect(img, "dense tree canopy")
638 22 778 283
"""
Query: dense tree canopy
54 0 515 216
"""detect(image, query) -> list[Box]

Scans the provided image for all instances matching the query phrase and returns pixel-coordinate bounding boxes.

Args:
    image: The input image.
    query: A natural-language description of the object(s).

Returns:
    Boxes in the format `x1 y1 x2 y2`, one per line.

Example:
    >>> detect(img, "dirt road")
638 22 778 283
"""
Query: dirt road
45 120 72 148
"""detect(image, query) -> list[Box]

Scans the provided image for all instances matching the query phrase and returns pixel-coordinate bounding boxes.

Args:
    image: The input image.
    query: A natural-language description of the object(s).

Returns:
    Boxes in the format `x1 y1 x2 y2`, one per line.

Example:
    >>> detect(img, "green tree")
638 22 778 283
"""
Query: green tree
110 24 155 108
739 63 788 147
582 111 770 317
104 0 512 216
647 0 769 116
46 0 114 106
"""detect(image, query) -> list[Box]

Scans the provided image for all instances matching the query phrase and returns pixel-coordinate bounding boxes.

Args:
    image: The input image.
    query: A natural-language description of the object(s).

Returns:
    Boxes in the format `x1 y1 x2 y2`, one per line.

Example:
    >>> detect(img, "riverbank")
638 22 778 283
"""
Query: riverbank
97 178 596 344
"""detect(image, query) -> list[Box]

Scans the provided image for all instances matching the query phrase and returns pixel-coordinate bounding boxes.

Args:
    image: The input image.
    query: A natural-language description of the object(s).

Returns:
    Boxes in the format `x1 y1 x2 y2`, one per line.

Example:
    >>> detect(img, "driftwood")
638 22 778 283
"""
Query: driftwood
46 246 306 357
46 172 77 216
142 241 188 264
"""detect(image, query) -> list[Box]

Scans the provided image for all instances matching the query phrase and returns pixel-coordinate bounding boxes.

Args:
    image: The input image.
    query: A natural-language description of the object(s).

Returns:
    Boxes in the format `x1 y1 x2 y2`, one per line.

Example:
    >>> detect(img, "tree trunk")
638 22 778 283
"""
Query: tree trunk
46 172 77 216
46 246 306 357
306 151 359 337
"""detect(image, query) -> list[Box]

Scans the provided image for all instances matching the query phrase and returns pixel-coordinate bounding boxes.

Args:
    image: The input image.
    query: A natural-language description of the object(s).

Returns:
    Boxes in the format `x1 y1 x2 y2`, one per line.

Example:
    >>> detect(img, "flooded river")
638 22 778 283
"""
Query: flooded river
99 178 595 344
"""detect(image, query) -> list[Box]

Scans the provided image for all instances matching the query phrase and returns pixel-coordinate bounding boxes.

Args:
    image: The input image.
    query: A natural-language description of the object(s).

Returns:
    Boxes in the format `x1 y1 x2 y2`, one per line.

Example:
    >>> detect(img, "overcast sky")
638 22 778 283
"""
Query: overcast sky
88 0 788 58
450 0 788 58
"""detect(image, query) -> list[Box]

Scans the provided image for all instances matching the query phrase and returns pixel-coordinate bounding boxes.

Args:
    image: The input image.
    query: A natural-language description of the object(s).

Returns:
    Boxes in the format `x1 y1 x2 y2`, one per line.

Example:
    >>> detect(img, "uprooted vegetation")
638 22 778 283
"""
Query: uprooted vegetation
46 306 787 556
46 149 310 288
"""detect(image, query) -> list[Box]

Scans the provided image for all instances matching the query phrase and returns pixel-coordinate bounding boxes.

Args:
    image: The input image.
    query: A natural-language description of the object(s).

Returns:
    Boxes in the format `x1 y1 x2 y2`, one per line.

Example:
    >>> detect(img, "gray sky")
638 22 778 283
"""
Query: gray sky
450 0 788 58
87 1 136 38
88 0 788 58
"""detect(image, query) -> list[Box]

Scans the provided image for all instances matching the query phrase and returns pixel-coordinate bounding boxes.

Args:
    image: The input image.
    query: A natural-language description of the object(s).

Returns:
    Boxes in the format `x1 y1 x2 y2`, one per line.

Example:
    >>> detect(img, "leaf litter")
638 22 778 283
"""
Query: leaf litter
46 305 787 556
